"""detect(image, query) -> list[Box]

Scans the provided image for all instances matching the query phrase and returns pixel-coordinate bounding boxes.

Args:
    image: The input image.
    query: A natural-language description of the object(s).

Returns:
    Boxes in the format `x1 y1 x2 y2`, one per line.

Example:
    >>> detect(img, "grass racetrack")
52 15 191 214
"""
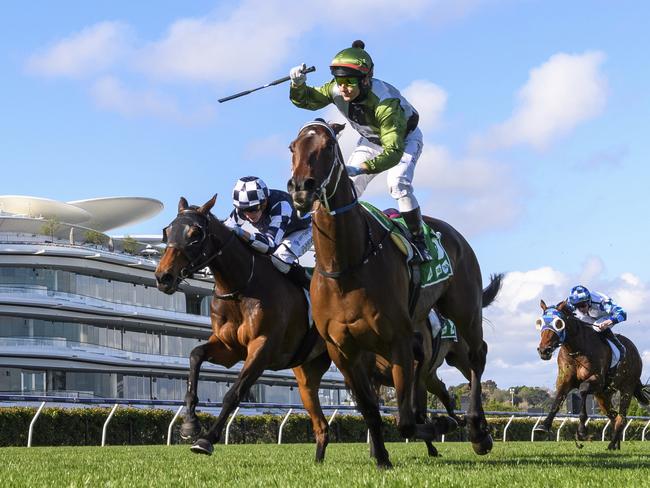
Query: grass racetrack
2 442 650 487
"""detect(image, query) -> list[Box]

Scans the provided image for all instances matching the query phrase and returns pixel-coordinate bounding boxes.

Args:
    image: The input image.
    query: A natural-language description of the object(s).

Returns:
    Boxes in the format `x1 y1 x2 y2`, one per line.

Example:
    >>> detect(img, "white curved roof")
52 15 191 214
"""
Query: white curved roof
67 197 163 232
0 195 163 232
0 195 92 224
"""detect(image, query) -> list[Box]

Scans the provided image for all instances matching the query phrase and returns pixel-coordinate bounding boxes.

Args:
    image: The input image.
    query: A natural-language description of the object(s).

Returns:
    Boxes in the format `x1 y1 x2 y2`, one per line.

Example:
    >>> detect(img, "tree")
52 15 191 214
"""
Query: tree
40 218 61 242
83 230 108 247
122 235 138 255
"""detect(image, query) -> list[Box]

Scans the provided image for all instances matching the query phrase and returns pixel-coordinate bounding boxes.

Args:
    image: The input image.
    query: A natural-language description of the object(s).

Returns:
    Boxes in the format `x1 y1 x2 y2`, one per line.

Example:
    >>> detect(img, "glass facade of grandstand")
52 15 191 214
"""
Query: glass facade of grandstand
0 198 346 406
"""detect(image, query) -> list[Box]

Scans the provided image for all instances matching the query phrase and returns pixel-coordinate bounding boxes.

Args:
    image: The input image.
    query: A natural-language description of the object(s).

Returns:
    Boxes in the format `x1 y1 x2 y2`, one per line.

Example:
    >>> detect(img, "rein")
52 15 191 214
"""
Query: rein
213 253 256 301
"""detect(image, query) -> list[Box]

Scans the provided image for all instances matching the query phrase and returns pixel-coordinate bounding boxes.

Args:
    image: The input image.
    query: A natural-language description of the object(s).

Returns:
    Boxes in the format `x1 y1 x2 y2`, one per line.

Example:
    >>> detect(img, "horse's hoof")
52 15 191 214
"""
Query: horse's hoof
180 419 202 440
472 434 493 455
190 438 214 456
414 423 436 441
439 416 459 434
533 425 550 434
376 459 393 470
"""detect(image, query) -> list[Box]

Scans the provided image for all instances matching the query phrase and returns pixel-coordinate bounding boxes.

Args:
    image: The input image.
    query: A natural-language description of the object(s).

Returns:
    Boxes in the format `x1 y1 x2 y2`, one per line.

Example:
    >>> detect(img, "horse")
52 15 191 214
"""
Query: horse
534 300 650 449
287 119 500 468
155 195 333 460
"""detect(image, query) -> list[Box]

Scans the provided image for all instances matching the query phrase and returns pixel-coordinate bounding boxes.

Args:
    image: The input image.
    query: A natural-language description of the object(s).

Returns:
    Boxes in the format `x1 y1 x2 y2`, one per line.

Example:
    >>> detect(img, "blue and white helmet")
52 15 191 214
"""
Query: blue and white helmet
568 285 591 306
232 176 269 209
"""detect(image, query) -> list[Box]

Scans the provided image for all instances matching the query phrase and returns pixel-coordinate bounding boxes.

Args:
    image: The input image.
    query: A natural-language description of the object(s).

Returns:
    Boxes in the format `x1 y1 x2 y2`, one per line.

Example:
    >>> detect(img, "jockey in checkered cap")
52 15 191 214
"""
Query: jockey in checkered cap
566 285 627 375
224 176 313 290
289 40 432 263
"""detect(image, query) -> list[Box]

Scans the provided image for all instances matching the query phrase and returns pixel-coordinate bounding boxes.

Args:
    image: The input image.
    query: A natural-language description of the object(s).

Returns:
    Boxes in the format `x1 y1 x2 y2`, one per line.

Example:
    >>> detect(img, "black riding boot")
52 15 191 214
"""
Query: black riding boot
285 263 311 291
602 327 626 383
401 207 433 263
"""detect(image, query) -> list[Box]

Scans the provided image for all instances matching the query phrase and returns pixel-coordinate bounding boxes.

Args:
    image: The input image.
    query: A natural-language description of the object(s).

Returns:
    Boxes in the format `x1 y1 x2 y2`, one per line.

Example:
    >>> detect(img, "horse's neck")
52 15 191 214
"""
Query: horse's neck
312 183 367 270
208 222 253 293
564 319 607 364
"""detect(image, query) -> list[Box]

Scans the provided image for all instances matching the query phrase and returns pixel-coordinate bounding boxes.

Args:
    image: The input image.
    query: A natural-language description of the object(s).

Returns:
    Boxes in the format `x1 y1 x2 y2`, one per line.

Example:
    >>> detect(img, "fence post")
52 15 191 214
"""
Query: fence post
556 418 569 442
601 419 611 441
642 419 650 441
167 405 184 446
224 406 240 445
278 408 293 445
367 430 370 444
530 416 543 442
27 401 46 448
328 409 338 426
101 404 119 447
622 418 634 442
503 415 515 442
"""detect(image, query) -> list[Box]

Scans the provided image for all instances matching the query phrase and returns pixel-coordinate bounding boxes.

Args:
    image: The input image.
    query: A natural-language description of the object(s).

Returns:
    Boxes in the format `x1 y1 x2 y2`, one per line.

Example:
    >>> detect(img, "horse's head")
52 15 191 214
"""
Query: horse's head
535 299 572 360
155 195 222 294
287 119 346 216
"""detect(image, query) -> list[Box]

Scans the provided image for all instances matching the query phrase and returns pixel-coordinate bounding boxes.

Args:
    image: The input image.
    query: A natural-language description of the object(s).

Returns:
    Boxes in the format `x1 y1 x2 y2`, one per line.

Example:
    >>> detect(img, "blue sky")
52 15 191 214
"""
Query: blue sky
2 0 649 388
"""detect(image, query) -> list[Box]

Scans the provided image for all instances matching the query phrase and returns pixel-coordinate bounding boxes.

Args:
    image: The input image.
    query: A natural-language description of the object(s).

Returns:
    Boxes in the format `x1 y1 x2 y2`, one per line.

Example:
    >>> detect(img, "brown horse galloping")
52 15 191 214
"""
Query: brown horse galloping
155 196 332 460
287 120 500 468
535 300 650 450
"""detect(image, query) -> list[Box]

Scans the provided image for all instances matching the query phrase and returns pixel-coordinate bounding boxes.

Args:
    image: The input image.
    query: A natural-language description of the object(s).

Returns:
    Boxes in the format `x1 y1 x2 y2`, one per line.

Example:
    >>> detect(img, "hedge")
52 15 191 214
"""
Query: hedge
1 406 648 447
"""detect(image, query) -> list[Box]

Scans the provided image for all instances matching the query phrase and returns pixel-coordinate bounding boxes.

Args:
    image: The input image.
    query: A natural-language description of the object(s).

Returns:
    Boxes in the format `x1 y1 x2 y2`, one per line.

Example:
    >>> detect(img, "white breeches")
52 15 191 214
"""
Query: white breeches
271 227 313 273
348 127 423 212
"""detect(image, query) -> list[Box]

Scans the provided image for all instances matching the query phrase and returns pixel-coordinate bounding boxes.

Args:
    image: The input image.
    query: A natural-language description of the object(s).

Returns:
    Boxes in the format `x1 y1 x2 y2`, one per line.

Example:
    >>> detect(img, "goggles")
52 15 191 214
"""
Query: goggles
334 76 361 86
241 204 262 214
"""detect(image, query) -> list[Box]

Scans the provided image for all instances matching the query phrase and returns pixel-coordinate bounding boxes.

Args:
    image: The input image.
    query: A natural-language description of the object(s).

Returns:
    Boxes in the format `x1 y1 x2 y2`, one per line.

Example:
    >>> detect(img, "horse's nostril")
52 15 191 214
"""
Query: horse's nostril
303 178 316 192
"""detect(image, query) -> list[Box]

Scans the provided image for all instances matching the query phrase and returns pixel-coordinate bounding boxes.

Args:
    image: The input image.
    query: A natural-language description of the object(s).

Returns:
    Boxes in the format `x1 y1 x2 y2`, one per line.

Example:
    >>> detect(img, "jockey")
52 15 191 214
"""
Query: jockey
224 176 313 290
567 285 627 372
289 40 432 263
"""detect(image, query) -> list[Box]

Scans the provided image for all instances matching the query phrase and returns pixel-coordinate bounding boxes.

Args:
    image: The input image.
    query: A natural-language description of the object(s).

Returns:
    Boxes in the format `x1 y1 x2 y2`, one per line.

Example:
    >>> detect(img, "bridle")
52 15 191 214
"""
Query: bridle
162 209 255 300
298 120 358 216
296 120 389 278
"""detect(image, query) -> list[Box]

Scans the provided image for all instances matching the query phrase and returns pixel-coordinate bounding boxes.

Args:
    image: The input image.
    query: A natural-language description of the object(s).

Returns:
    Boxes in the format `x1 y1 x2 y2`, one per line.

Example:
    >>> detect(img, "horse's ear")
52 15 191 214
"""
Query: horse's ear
178 197 189 212
330 122 346 136
540 299 547 311
197 194 217 215
557 300 568 311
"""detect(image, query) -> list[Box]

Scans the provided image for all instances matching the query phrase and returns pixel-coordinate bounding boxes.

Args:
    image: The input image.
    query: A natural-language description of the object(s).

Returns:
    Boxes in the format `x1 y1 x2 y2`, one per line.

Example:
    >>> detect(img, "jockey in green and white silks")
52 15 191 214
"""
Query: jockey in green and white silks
289 40 432 263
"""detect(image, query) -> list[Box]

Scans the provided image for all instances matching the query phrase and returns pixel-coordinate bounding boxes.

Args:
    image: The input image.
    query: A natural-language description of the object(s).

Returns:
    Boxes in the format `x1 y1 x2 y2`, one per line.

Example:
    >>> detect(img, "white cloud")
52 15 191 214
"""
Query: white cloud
90 76 214 123
473 51 607 151
26 21 132 78
402 80 447 131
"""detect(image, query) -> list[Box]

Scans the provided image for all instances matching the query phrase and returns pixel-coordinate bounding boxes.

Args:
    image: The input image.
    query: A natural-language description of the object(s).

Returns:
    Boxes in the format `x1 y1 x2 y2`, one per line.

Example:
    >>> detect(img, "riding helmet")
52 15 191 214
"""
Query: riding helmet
330 40 374 78
568 285 591 306
232 176 269 209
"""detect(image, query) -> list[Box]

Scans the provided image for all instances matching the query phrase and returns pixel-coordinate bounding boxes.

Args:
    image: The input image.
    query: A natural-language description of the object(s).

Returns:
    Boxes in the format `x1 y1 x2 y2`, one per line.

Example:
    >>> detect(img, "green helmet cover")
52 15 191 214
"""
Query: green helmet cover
330 47 373 77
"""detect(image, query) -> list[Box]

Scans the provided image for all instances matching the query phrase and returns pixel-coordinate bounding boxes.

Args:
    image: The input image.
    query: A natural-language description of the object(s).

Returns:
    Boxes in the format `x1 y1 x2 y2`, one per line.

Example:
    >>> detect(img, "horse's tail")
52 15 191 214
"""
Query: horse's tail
634 382 650 406
482 273 504 308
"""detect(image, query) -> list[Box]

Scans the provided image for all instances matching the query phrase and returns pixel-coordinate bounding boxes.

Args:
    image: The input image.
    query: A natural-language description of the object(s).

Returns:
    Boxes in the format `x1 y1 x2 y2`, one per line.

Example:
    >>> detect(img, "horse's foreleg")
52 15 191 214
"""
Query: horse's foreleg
293 352 332 463
328 344 391 469
594 394 619 450
191 338 271 456
537 376 574 435
180 342 209 439
576 380 596 441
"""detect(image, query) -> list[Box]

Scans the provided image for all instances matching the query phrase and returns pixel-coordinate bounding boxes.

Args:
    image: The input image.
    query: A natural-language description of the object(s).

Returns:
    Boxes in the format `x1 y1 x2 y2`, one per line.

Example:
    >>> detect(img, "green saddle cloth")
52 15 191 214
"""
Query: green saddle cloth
359 201 453 288
440 317 458 341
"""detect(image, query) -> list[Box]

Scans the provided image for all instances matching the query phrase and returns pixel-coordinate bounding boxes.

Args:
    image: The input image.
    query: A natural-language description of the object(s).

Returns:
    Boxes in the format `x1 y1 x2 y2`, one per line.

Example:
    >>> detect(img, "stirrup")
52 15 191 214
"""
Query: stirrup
411 235 433 264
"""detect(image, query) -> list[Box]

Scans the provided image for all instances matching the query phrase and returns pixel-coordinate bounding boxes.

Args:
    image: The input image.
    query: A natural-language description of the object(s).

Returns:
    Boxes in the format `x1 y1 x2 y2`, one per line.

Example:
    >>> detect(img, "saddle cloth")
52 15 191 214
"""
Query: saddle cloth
360 201 453 288
606 339 620 368
428 310 458 342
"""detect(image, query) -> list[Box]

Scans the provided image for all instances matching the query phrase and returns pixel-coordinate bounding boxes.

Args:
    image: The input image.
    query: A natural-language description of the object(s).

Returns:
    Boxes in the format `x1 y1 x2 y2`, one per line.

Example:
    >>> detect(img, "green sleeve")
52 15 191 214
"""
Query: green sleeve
365 99 407 173
289 81 335 110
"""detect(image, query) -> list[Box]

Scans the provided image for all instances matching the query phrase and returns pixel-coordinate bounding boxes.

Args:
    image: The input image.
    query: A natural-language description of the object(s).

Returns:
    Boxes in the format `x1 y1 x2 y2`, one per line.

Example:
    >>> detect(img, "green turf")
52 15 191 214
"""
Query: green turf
1 442 649 487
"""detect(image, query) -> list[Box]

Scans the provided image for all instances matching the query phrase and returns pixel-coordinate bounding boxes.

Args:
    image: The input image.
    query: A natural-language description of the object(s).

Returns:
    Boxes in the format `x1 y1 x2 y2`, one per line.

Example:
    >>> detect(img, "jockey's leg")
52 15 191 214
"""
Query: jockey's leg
385 130 431 263
272 228 313 291
602 327 626 365
347 139 379 197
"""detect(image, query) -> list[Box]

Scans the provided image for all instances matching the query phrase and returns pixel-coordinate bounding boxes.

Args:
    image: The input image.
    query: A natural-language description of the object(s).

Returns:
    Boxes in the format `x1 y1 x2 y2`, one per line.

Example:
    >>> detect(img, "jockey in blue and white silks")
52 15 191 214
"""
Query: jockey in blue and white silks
224 176 312 290
566 285 627 371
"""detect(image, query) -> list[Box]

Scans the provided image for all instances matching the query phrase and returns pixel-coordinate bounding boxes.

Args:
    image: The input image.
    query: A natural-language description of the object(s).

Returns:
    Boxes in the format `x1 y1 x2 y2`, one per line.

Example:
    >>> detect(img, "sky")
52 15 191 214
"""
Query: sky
2 0 649 390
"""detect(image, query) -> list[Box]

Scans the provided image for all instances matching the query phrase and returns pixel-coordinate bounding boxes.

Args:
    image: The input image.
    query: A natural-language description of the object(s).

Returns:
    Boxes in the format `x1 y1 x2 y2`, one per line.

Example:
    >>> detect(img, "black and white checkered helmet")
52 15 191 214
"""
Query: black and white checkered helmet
232 176 270 209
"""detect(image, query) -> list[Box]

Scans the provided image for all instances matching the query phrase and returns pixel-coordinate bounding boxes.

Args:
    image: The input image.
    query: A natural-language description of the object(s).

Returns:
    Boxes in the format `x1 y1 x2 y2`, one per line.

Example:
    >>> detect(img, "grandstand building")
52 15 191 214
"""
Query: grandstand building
0 195 345 406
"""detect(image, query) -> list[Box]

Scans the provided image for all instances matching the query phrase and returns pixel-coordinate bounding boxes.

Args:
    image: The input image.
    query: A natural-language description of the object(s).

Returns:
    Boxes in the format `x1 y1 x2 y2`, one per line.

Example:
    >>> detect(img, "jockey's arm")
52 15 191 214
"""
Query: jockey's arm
363 99 407 174
290 81 334 111
245 201 292 255
603 300 627 324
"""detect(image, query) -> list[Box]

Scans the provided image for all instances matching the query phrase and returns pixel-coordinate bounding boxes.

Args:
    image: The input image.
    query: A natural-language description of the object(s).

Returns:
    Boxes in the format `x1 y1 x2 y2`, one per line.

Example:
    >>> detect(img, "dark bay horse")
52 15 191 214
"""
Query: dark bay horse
287 120 500 467
535 300 650 449
155 196 332 459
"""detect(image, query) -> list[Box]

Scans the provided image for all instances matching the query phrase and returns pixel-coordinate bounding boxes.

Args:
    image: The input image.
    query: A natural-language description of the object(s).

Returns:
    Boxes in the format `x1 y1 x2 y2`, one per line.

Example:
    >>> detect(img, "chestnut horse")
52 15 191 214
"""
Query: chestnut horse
535 300 650 449
287 120 498 468
155 196 332 459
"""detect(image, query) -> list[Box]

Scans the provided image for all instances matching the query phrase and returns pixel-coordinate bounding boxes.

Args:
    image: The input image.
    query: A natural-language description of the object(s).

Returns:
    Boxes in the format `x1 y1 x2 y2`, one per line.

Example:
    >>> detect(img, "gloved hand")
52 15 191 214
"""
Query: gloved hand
595 319 614 331
232 226 248 241
290 63 307 86
345 165 365 177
